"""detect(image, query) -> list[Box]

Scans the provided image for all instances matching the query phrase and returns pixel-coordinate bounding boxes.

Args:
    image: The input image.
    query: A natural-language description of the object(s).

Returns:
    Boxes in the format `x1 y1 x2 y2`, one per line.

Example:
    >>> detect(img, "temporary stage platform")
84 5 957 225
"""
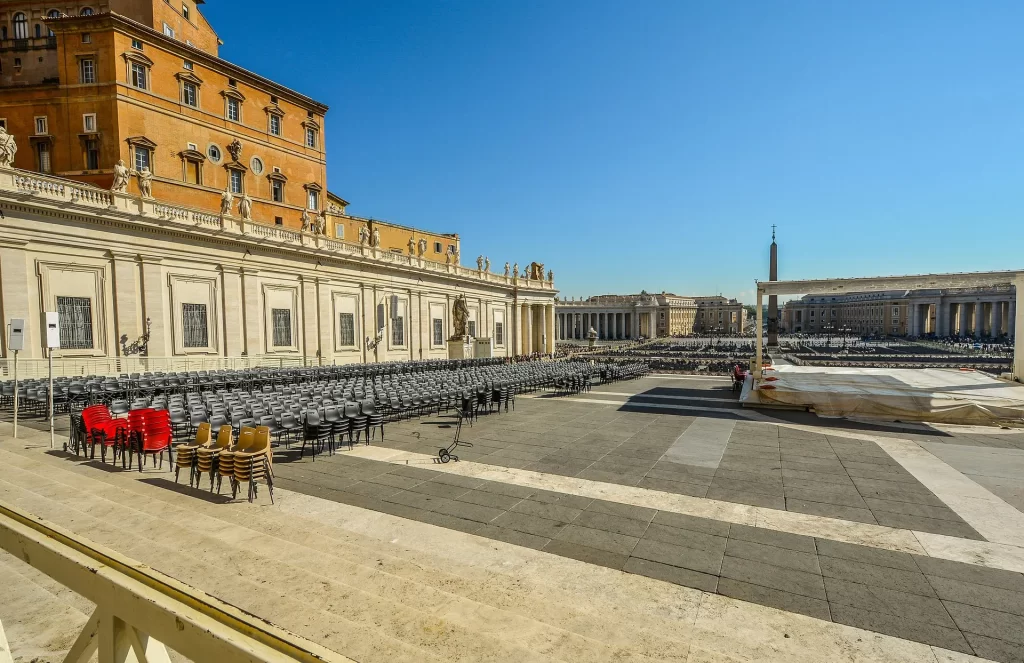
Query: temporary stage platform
740 365 1024 425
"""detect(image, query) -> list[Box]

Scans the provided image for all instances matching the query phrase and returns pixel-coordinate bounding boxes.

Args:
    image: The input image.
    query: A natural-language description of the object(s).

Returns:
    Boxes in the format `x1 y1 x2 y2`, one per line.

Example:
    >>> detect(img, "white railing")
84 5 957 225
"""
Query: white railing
0 355 317 379
1 165 556 290
0 501 354 663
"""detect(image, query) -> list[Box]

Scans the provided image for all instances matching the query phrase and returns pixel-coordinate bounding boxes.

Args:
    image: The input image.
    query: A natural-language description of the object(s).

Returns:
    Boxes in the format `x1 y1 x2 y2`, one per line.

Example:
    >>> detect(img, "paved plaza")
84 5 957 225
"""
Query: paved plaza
2 374 1024 662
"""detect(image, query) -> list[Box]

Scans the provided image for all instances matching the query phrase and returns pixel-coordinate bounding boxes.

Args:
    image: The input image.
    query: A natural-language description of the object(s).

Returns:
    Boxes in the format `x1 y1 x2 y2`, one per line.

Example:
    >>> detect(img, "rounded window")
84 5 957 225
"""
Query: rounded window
207 144 222 163
80 7 94 15
250 156 264 175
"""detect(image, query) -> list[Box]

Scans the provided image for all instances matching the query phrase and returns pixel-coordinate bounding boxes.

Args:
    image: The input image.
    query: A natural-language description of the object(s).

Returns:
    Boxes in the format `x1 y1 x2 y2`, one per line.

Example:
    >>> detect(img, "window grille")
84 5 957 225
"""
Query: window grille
339 313 355 346
56 296 93 349
182 303 208 348
134 146 150 172
227 98 239 121
432 318 443 346
467 320 476 338
269 114 281 136
229 169 243 193
131 62 147 89
271 308 292 346
271 180 284 202
392 316 404 346
494 322 504 345
182 81 197 107
80 59 95 84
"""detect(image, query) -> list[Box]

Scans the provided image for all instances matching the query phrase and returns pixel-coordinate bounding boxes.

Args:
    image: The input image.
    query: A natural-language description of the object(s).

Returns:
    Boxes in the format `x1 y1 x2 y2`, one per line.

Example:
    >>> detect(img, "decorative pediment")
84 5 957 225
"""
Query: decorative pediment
125 135 157 149
263 104 284 117
266 171 288 182
221 88 246 102
302 182 323 192
223 161 248 173
179 148 206 161
301 118 320 131
121 51 154 67
174 71 204 86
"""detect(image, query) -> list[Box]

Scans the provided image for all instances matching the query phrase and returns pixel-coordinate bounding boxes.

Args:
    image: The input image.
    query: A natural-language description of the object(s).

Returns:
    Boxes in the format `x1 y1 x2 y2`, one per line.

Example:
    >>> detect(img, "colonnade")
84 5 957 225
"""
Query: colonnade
908 298 1016 339
554 309 659 341
514 301 556 356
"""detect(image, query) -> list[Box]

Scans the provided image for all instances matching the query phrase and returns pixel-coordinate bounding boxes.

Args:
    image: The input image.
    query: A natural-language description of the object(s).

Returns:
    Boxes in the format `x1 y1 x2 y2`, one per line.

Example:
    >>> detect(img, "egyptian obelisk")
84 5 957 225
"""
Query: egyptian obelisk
767 226 779 347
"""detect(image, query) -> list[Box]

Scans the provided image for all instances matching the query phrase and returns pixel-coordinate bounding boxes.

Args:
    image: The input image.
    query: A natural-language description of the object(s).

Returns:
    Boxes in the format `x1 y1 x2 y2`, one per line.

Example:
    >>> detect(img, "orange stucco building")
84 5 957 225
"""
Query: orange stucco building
0 1 458 249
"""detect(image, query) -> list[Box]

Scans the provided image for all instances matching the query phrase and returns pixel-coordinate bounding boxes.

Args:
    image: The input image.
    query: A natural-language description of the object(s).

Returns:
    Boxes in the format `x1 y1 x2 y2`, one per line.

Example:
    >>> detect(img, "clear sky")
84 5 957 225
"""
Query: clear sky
205 1 1023 303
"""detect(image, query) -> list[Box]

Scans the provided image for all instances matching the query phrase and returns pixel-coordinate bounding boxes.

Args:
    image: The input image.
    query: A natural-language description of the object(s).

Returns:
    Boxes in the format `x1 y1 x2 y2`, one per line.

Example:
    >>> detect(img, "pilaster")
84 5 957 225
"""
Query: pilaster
139 255 170 357
0 240 34 357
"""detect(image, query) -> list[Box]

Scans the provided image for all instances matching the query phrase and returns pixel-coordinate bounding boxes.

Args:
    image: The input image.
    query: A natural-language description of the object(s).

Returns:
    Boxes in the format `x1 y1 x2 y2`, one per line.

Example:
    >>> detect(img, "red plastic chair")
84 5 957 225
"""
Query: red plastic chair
129 409 172 472
81 404 128 463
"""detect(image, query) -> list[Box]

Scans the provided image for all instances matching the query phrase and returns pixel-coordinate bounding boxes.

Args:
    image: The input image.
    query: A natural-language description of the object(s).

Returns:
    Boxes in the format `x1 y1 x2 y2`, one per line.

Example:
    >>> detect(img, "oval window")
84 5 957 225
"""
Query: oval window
250 156 264 175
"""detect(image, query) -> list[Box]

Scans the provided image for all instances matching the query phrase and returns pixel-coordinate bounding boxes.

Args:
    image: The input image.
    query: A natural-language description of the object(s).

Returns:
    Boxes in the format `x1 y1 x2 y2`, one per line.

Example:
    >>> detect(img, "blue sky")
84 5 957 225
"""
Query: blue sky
205 1 1024 303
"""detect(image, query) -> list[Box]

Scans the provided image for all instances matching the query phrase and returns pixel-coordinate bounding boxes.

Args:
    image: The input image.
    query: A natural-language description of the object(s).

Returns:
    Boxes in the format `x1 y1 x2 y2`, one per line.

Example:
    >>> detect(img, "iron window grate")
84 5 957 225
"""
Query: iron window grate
56 296 93 349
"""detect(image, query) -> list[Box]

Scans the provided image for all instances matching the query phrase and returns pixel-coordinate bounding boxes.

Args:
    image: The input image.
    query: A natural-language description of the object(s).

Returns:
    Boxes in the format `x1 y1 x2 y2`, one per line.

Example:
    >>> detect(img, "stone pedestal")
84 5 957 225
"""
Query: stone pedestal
474 337 493 358
448 337 472 359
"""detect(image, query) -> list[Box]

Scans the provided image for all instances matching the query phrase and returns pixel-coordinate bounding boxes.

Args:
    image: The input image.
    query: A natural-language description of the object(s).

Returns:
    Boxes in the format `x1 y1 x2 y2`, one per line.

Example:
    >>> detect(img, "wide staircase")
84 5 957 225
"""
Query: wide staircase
0 438 696 663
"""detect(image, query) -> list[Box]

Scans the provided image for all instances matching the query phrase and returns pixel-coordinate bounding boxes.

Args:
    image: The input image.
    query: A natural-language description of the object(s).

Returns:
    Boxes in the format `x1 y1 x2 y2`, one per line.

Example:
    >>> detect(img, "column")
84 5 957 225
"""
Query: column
219 265 244 357
139 255 170 358
632 311 640 339
0 240 35 357
317 279 334 364
936 301 947 337
974 302 983 339
618 312 624 339
992 301 1003 339
907 302 917 337
521 302 532 354
545 304 555 354
299 276 319 364
241 268 262 357
111 253 142 355
957 303 968 336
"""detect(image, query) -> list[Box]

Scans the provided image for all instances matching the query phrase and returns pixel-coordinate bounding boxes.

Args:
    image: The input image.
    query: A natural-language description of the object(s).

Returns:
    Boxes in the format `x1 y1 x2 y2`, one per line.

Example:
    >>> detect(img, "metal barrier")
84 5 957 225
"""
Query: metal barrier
0 500 353 663
0 355 318 380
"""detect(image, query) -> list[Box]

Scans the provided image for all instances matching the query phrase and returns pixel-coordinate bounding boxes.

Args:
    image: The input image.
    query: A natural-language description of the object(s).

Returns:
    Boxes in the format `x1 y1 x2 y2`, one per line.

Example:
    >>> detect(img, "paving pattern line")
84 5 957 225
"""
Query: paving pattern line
340 445 1024 573
872 437 1024 548
662 418 736 469
649 374 732 381
588 391 739 404
518 394 761 418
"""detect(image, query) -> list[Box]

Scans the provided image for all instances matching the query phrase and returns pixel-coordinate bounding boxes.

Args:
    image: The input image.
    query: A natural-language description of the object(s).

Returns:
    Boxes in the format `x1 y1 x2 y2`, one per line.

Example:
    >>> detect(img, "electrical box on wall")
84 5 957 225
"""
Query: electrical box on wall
45 312 60 349
8 318 25 351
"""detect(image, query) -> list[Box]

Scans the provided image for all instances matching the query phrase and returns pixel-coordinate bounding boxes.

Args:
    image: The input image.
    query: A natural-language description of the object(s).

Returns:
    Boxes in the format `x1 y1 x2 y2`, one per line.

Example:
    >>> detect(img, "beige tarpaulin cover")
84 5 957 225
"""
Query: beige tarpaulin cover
742 365 1024 425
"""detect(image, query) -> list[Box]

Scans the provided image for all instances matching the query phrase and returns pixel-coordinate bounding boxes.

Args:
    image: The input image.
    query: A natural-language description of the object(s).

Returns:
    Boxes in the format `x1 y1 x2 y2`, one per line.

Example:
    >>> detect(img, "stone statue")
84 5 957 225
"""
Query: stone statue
547 269 553 283
301 209 312 232
513 262 519 278
316 210 327 235
445 248 452 264
227 138 242 162
451 294 469 340
484 257 490 273
359 225 370 245
504 262 510 277
529 262 545 280
418 239 427 256
220 187 233 215
111 159 133 193
371 228 381 247
476 255 484 271
238 193 253 220
136 167 153 198
0 126 17 168
408 236 416 256
453 246 460 264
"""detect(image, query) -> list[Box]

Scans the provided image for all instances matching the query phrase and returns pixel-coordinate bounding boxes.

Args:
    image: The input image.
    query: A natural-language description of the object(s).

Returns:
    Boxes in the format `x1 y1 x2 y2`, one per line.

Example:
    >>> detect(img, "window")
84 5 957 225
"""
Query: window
57 296 93 349
250 156 263 175
79 58 95 83
432 318 444 346
271 309 291 347
228 78 236 87
37 143 51 173
892 306 900 317
334 223 343 239
34 23 41 38
306 189 318 210
0 119 7 130
433 241 442 253
182 4 190 20
80 7 94 16
226 97 239 122
13 57 22 71
229 169 243 193
274 216 282 225
183 59 193 70
339 313 355 347
391 315 404 346
131 38 143 49
130 62 148 89
467 320 476 338
162 22 175 38
269 114 281 136
85 139 100 169
182 303 208 348
134 146 151 172
181 81 197 107
305 127 317 148
184 158 200 184
35 116 48 135
83 113 96 132
271 179 284 202
13 13 28 39
207 144 221 162
495 322 504 345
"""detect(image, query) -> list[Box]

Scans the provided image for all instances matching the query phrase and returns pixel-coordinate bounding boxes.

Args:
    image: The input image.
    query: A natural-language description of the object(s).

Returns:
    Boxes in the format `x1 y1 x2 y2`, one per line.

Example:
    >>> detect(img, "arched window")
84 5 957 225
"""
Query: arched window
47 9 60 36
80 7 93 16
13 12 28 39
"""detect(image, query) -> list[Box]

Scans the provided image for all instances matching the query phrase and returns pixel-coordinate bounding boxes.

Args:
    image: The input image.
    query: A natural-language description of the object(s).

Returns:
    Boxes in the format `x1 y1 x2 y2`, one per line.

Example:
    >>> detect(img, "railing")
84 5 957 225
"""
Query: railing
0 355 316 379
0 165 556 290
0 500 354 663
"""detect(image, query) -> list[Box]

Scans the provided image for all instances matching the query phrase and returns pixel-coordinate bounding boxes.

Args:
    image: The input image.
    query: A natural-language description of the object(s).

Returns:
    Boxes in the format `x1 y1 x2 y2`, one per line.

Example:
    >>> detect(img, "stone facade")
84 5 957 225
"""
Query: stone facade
782 288 1017 338
0 165 557 371
693 296 745 334
555 292 700 341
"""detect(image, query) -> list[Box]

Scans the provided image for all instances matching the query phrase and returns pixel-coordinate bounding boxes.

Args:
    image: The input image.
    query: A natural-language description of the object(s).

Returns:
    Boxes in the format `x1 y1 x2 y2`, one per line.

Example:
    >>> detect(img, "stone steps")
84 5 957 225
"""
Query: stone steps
0 444 695 662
